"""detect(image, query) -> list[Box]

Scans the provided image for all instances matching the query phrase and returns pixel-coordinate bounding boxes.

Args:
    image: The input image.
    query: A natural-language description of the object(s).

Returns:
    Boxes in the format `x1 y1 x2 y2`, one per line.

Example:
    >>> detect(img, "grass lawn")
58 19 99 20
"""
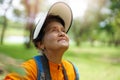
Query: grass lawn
0 44 38 60
64 46 120 80
0 44 120 80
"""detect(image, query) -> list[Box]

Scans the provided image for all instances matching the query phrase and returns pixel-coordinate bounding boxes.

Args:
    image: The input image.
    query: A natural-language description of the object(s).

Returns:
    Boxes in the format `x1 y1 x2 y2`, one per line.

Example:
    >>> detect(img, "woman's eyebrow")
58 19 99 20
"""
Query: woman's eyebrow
44 26 57 33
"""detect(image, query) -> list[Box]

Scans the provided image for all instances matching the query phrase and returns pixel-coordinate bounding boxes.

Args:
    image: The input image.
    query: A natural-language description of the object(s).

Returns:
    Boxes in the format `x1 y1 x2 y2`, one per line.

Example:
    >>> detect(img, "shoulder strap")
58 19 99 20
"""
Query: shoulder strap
34 55 45 80
68 61 80 80
62 64 68 80
34 55 51 80
34 55 79 80
40 55 51 80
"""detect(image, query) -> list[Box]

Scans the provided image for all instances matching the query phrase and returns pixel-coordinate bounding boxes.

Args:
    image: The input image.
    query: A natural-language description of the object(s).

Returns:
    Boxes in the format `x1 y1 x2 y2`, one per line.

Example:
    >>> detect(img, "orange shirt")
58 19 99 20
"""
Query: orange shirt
4 59 76 80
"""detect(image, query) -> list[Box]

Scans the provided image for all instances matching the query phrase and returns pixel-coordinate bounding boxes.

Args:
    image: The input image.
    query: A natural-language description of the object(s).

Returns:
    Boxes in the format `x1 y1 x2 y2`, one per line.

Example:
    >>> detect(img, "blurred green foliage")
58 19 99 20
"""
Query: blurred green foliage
68 0 120 47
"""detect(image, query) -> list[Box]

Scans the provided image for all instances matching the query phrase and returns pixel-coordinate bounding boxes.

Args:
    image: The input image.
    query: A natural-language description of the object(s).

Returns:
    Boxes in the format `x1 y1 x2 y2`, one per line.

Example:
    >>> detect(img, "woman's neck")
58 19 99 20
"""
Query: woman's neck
43 49 65 64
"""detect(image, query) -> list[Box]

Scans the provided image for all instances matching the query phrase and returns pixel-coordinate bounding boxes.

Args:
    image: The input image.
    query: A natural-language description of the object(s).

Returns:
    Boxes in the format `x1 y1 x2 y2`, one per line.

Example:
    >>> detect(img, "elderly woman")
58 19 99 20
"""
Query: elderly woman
5 2 79 80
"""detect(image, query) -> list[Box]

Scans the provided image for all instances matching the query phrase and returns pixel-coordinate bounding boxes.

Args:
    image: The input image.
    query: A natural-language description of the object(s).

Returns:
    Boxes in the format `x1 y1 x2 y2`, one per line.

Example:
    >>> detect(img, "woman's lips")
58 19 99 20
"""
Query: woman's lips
58 37 67 42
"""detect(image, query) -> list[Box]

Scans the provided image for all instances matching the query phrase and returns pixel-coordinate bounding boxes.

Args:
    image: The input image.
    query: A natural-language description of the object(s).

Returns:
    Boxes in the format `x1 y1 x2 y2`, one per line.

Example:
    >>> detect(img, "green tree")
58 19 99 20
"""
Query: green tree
107 0 120 46
71 0 107 46
0 0 13 44
70 18 81 46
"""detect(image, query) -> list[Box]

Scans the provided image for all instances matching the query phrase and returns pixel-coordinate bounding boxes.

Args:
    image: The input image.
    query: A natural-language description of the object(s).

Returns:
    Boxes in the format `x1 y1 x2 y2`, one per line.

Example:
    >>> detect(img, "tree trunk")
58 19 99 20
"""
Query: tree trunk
0 0 12 44
1 15 7 45
24 23 34 48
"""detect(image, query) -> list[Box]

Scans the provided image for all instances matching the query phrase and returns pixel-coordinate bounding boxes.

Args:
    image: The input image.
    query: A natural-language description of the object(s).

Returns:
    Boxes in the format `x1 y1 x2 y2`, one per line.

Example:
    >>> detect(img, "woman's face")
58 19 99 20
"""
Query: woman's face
42 21 69 51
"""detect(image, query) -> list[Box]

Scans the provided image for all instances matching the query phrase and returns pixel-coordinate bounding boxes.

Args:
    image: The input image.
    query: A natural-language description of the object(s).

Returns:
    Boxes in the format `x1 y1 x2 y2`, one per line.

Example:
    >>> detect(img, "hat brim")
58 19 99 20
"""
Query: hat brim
33 2 73 39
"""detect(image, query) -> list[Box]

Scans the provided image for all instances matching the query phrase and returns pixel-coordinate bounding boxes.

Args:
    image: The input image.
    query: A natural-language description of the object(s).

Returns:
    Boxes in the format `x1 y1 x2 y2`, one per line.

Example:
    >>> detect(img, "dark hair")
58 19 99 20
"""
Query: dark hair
33 15 65 48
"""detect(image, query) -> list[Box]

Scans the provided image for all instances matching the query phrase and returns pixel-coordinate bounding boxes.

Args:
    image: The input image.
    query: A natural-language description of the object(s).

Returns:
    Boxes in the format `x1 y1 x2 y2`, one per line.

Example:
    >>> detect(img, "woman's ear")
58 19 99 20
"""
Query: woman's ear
36 42 44 50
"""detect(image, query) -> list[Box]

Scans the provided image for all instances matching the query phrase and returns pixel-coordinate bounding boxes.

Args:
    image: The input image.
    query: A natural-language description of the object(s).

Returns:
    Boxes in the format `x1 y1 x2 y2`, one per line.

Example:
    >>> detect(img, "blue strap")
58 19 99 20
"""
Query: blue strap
34 56 45 80
34 55 79 80
40 55 51 80
62 64 68 80
73 64 80 80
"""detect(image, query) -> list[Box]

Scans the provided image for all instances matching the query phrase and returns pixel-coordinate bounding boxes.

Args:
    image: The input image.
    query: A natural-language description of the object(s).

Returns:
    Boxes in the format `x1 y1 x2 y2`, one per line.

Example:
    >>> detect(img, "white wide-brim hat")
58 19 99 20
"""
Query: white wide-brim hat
33 2 73 40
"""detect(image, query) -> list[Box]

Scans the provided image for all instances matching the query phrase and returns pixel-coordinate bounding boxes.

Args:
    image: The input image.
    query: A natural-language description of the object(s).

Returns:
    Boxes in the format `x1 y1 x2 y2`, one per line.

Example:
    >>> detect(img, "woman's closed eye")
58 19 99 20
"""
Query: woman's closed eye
51 28 58 32
62 29 65 33
52 28 65 33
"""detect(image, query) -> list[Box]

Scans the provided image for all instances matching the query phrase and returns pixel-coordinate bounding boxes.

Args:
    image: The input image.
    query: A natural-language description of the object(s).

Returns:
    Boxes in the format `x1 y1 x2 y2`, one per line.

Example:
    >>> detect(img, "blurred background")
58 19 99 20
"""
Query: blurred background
0 0 120 80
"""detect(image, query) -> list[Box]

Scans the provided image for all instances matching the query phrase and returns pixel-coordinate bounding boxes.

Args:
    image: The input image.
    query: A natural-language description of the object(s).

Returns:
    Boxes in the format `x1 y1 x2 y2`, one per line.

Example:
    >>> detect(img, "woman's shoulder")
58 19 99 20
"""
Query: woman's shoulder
22 59 36 68
62 60 79 80
4 59 37 80
22 59 36 65
21 58 37 79
62 60 75 69
62 60 73 66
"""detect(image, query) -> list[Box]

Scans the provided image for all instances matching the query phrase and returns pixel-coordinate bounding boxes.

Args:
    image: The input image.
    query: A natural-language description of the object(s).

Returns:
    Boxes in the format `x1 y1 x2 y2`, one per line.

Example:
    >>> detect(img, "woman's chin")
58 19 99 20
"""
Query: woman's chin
58 43 69 50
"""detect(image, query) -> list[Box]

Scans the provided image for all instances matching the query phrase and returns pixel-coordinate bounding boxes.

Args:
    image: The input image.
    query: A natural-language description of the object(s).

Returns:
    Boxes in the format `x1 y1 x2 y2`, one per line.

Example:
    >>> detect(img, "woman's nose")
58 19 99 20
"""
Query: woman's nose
58 31 66 37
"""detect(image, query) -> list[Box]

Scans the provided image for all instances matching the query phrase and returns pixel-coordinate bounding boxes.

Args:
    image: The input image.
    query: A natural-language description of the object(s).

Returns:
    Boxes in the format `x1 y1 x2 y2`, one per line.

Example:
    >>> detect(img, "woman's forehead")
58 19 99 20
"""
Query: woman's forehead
44 21 65 31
